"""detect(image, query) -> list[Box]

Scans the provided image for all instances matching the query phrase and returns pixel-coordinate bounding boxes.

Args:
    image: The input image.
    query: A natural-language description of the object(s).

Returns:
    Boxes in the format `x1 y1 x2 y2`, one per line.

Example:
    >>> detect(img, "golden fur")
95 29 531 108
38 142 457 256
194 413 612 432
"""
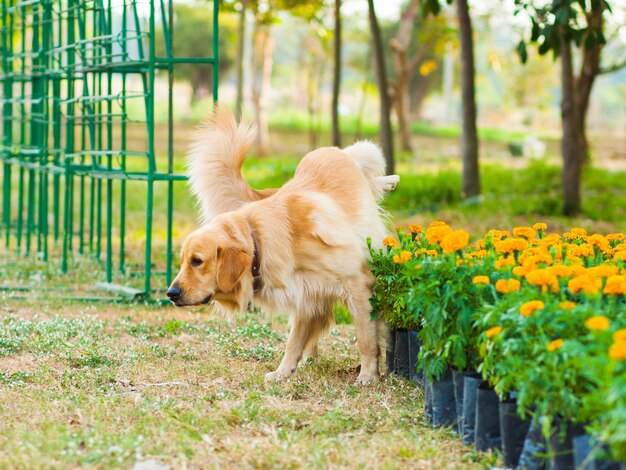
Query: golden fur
169 107 399 384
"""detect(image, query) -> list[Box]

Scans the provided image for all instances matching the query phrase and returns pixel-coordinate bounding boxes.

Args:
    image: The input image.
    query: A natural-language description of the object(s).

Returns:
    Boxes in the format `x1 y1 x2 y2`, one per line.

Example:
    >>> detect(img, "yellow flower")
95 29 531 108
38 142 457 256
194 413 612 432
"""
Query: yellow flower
609 341 626 360
495 238 528 254
393 254 401 263
486 229 511 240
401 250 412 263
485 326 503 338
614 243 626 252
472 276 490 285
512 266 528 277
425 224 453 245
559 301 576 310
547 265 573 278
520 300 544 317
409 224 423 234
513 226 537 239
547 339 564 351
383 236 399 248
495 279 521 293
587 265 619 279
585 315 610 331
613 329 626 342
603 275 626 295
440 229 470 254
532 223 547 231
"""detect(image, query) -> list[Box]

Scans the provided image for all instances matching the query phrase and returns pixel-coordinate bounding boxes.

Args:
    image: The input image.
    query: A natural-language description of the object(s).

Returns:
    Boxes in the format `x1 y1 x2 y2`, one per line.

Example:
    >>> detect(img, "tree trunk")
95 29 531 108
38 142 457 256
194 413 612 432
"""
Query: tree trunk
560 35 583 216
389 0 419 153
575 3 603 163
367 0 395 174
251 20 274 156
331 0 342 147
235 5 246 121
456 0 480 198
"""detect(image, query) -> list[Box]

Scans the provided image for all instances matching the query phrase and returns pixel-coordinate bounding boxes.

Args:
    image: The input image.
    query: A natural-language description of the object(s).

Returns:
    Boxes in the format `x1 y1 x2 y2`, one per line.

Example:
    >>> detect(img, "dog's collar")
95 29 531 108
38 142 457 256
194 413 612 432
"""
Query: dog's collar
251 229 263 293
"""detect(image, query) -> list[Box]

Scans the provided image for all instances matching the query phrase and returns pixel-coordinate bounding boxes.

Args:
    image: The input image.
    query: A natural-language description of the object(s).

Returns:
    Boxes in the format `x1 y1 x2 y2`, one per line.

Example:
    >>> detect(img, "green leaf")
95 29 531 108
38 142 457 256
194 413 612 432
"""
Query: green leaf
517 40 528 64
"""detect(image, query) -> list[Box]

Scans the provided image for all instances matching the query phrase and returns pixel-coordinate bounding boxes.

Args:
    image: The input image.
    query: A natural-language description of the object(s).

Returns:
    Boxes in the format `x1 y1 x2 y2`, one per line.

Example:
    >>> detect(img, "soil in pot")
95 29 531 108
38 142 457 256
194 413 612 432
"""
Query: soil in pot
461 372 482 446
499 397 530 468
474 381 502 452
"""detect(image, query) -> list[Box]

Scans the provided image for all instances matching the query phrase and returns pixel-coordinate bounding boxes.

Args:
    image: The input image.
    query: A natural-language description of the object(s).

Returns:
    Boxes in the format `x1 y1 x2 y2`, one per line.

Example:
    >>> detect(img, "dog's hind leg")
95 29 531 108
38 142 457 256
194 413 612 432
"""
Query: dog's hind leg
343 273 380 385
301 302 334 363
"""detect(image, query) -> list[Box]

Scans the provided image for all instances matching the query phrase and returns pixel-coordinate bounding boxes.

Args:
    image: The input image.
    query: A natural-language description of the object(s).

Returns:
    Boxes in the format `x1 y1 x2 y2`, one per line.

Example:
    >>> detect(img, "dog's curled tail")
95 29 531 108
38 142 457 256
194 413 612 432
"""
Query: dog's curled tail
187 106 268 223
342 141 399 201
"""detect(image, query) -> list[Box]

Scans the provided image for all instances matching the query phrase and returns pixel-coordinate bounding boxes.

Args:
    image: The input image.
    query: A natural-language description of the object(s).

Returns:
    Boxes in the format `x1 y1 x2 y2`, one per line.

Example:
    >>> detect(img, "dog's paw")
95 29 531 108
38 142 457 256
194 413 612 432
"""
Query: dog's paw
376 175 400 193
265 370 291 383
355 373 378 386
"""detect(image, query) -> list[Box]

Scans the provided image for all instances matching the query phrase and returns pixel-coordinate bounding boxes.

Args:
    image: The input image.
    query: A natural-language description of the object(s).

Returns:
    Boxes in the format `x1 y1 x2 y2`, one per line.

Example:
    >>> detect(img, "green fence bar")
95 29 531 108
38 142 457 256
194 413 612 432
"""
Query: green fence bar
0 0 220 301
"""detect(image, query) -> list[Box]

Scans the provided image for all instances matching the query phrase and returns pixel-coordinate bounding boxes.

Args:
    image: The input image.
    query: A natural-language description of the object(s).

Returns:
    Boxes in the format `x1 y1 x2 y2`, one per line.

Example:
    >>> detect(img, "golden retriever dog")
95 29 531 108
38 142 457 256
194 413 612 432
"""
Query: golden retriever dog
168 107 399 384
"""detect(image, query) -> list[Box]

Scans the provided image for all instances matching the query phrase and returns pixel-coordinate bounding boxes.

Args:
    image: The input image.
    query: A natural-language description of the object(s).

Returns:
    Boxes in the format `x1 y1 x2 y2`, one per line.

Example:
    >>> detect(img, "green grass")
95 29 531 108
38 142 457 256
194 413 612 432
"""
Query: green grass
0 300 498 468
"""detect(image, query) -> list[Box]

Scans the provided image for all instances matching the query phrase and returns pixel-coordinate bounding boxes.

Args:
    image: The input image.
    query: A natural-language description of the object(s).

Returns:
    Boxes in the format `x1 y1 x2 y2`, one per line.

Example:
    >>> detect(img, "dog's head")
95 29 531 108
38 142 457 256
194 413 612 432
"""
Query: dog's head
167 218 253 311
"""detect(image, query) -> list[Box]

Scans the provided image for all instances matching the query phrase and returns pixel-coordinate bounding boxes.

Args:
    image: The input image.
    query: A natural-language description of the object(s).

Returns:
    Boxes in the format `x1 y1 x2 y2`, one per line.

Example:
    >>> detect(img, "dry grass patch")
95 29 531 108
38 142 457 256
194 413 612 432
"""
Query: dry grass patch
0 300 498 468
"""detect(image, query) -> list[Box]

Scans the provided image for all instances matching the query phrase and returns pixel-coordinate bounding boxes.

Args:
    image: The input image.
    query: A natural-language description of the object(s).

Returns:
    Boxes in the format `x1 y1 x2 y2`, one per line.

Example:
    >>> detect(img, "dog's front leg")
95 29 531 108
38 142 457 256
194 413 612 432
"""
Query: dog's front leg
265 316 309 382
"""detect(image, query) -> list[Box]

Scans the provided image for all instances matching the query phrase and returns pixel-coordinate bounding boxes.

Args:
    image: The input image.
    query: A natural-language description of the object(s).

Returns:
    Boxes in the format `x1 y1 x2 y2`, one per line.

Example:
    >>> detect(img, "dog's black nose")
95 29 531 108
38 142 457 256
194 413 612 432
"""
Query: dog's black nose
167 285 182 301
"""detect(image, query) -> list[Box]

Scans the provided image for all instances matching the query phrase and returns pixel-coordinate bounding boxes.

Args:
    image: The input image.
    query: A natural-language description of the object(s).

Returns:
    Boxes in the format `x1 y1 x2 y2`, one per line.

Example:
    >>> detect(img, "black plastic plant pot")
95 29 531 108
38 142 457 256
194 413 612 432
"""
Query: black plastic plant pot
548 418 587 470
386 328 396 374
391 328 422 385
428 370 457 429
518 415 547 470
424 376 433 425
573 434 622 470
499 397 531 468
461 372 482 446
452 370 469 435
474 381 502 452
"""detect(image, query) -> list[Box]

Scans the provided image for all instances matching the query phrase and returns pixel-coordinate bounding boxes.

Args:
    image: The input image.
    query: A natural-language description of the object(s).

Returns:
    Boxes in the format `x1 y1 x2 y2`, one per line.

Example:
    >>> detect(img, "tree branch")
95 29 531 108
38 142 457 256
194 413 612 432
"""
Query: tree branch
599 58 626 75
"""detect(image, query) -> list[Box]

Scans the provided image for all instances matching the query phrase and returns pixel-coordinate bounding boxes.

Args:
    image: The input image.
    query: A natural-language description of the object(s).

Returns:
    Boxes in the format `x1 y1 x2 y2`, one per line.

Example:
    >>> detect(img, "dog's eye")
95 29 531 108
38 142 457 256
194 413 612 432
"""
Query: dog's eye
190 257 203 267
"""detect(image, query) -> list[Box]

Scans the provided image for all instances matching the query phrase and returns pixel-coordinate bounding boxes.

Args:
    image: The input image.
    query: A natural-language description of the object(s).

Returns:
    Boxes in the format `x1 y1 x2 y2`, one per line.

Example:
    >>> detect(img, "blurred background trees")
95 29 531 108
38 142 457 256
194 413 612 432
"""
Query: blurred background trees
156 0 626 216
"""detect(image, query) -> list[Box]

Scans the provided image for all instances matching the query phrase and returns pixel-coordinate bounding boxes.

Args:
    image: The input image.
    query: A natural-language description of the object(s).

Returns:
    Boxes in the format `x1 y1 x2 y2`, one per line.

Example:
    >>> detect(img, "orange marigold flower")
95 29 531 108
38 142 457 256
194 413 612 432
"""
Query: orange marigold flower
526 269 560 293
472 276 490 285
425 224 453 245
393 254 401 263
513 226 537 239
603 275 626 295
566 243 595 258
429 220 448 227
440 229 470 254
512 266 528 277
383 237 399 248
609 341 626 361
495 279 521 293
614 243 626 252
572 228 587 236
485 326 503 338
532 223 547 231
613 329 626 342
547 339 564 351
568 275 602 295
614 251 626 262
409 224 423 234
607 233 626 242
401 251 412 262
495 255 516 269
588 234 610 251
586 265 619 279
495 238 529 254
395 225 406 232
585 315 611 331
520 300 544 317
559 301 576 310
547 265 573 278
487 229 511 240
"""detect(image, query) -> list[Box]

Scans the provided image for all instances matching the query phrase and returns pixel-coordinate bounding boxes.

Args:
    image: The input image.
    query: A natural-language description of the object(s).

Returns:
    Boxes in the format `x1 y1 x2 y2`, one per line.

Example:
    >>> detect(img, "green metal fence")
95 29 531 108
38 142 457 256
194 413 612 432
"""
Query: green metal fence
1 0 219 301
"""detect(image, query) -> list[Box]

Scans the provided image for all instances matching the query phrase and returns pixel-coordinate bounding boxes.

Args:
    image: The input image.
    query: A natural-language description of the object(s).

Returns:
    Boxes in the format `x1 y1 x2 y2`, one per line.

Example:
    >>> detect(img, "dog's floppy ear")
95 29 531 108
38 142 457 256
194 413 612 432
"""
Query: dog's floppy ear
216 246 251 293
